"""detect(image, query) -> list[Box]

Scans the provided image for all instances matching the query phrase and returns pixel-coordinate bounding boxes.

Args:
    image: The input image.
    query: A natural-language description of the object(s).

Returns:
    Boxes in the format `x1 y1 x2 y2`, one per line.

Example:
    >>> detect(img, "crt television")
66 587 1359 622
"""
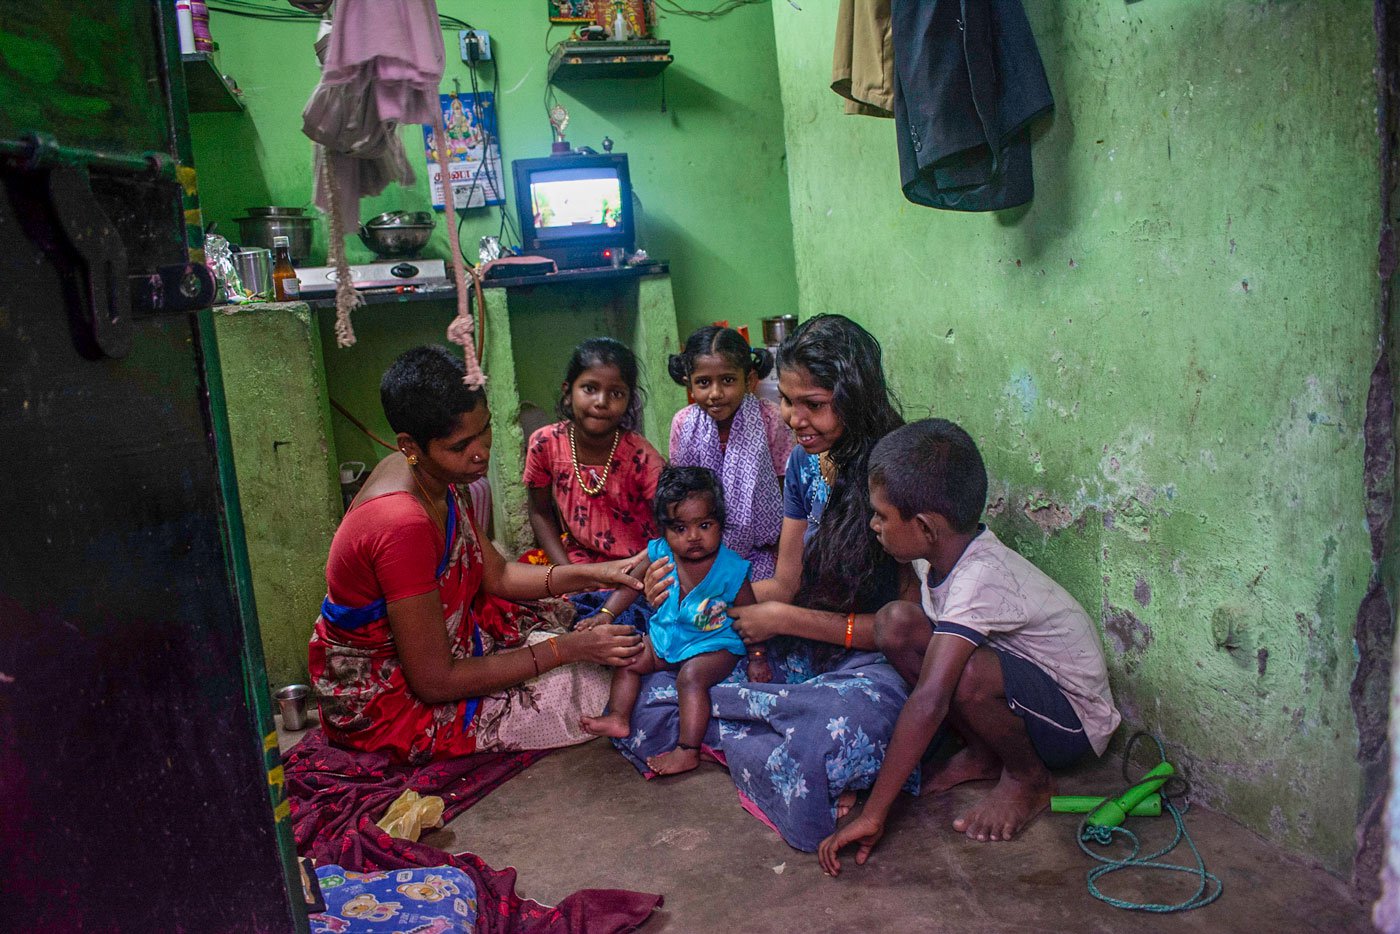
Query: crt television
513 152 634 270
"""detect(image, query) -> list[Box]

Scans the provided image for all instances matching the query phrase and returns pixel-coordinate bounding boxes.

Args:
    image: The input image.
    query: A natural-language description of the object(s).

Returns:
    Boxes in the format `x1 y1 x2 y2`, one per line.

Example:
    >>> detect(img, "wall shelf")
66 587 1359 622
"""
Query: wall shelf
548 40 672 82
182 52 244 113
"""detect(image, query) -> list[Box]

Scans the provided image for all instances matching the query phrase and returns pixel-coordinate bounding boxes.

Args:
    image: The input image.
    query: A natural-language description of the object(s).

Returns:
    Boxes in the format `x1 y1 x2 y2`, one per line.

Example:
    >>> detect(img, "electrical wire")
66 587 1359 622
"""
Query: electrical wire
652 0 766 20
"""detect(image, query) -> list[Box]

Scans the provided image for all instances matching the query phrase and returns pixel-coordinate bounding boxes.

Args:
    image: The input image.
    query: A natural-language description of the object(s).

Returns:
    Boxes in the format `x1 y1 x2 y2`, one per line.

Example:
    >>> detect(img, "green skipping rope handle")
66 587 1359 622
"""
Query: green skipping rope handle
1051 794 1161 816
1086 761 1175 829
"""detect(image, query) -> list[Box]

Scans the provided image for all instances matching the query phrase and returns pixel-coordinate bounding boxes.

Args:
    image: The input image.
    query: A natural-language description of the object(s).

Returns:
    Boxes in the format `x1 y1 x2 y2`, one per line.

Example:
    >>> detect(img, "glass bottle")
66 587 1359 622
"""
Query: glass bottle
272 235 300 301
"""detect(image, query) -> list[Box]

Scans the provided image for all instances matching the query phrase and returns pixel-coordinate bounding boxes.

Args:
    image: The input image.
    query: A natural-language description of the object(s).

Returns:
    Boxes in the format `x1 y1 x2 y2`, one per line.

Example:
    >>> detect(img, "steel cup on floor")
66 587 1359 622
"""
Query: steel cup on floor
275 683 311 731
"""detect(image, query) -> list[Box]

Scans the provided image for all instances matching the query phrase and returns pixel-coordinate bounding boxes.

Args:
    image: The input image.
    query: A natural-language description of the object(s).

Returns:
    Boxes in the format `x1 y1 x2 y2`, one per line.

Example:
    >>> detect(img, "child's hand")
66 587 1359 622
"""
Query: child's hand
817 810 885 877
747 654 773 684
573 614 607 631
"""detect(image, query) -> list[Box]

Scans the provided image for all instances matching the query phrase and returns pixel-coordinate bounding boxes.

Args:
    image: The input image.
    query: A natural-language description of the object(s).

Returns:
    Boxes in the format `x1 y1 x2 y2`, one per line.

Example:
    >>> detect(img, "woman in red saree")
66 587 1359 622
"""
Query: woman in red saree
309 346 645 766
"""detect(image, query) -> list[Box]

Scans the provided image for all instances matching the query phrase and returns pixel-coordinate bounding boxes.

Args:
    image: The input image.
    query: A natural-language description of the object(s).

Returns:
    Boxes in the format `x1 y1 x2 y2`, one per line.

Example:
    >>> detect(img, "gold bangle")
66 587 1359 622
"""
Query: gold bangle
597 606 617 620
545 564 556 597
844 612 856 649
527 643 541 678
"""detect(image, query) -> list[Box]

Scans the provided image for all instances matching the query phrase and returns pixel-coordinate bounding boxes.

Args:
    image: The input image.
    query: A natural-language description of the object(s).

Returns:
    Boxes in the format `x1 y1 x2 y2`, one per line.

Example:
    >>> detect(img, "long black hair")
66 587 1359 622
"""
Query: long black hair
667 325 774 386
556 336 644 432
777 314 904 619
381 345 485 447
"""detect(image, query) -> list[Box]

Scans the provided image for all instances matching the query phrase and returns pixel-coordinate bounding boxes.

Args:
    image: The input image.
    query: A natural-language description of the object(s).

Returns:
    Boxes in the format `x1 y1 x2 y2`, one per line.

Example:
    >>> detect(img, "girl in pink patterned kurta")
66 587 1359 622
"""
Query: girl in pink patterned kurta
524 337 664 565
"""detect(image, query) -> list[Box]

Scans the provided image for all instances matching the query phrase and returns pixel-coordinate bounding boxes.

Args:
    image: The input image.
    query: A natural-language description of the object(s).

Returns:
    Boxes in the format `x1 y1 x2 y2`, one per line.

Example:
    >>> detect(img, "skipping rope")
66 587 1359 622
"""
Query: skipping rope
1076 732 1223 912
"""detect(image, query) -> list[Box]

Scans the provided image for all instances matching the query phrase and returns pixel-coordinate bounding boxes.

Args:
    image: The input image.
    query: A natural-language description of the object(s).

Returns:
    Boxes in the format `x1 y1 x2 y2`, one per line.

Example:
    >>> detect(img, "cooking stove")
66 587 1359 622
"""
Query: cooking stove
298 258 450 296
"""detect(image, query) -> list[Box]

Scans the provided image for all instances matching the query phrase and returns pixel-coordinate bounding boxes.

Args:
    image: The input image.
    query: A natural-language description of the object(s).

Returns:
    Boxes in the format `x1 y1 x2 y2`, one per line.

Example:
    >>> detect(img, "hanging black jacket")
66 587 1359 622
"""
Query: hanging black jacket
891 0 1053 211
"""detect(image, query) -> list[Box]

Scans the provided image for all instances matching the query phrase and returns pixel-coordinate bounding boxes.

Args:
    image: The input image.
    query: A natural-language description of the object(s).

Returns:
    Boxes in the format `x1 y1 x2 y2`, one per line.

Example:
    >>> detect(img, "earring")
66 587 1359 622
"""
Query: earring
406 453 419 466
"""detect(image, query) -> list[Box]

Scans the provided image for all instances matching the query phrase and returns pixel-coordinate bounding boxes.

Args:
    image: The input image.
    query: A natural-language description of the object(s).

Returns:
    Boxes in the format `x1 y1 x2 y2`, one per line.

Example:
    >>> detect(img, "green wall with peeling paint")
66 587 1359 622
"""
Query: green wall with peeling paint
771 2 1380 872
187 2 797 341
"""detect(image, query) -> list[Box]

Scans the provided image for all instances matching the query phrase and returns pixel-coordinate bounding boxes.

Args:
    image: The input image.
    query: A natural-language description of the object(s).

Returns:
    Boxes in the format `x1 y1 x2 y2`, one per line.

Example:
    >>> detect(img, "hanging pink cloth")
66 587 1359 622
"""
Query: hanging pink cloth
301 0 484 382
303 0 444 222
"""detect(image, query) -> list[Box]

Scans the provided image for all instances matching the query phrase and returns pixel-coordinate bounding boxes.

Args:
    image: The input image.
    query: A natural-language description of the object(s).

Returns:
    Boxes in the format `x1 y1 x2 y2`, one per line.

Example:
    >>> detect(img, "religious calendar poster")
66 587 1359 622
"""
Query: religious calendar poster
423 92 504 210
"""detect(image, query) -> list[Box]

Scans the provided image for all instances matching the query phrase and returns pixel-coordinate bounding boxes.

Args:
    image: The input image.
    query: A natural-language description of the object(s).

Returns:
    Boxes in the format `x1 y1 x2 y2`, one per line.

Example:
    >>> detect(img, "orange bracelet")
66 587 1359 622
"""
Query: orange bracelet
546 636 563 666
844 612 855 649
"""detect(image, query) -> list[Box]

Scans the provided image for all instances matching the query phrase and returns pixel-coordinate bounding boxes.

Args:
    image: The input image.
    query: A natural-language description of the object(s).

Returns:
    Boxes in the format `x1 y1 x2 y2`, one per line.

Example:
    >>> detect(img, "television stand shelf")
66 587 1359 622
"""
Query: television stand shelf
547 40 672 81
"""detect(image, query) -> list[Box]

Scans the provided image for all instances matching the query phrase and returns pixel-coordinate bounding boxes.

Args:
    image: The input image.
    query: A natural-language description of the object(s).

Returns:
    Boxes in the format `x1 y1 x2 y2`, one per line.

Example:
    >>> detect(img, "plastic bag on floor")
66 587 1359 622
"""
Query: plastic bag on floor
375 789 444 842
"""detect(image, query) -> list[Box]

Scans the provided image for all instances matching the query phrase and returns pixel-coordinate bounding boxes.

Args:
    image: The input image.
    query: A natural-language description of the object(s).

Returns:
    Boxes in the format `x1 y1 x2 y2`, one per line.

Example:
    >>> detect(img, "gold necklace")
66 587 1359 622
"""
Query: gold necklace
570 424 622 497
818 451 838 488
409 464 447 529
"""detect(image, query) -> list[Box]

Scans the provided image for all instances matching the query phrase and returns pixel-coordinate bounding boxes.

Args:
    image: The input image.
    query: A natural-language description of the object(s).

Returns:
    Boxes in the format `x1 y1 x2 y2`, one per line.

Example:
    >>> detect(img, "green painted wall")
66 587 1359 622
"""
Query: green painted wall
212 304 343 691
771 1 1380 872
188 2 797 340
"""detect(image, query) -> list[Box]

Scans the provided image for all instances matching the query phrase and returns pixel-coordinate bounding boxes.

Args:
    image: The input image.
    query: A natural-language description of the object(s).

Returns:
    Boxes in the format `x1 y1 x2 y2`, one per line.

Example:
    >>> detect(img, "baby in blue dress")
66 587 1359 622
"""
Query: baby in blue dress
579 466 769 775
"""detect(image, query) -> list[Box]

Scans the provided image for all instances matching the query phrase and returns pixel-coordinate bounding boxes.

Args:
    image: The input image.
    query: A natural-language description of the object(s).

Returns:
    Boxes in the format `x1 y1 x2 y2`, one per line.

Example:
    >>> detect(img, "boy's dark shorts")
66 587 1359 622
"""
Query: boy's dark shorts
991 647 1093 769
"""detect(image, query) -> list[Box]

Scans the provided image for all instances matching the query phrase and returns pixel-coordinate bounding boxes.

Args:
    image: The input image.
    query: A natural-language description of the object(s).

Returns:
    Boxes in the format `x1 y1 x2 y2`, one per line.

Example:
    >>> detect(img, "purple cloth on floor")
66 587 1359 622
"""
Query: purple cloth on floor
285 730 662 933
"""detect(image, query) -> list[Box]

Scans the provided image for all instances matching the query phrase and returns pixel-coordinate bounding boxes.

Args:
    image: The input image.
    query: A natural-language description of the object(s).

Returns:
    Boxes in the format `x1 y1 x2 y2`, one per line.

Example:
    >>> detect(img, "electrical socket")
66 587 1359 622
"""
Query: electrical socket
459 30 491 62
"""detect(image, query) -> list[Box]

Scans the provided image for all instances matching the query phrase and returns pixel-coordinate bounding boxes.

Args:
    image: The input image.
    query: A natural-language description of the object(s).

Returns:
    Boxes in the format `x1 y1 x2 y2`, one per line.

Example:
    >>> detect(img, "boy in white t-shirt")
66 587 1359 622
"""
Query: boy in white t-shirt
818 419 1119 875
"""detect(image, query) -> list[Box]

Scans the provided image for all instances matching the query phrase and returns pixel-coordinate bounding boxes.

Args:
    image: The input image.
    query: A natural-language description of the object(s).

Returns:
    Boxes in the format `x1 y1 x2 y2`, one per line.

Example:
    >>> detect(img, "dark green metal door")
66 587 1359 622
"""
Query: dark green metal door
0 3 304 929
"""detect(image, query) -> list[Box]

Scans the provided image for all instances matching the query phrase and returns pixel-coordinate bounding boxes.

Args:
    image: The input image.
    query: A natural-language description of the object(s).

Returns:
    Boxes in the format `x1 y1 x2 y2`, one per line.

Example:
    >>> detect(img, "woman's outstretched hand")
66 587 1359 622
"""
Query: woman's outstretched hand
642 556 675 607
588 555 646 592
565 624 644 667
729 602 788 644
817 811 885 877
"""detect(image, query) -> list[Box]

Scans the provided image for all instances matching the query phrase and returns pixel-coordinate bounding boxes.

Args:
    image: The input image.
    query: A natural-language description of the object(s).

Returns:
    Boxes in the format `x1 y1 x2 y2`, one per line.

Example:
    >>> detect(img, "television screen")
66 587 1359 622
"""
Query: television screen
528 167 623 240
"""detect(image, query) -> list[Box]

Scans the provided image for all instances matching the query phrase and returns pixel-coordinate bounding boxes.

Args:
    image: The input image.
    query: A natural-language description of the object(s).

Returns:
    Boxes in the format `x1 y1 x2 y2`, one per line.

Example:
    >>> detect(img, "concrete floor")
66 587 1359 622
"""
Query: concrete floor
280 717 1371 933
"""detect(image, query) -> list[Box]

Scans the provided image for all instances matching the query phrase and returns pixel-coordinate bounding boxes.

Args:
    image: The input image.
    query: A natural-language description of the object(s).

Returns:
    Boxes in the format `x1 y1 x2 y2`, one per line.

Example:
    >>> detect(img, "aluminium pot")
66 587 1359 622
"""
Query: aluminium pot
234 206 315 264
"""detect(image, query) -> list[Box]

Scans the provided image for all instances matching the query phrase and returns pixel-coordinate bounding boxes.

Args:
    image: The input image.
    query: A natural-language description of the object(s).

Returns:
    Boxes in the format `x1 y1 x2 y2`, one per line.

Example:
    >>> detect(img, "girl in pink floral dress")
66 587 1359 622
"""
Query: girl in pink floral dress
523 338 665 565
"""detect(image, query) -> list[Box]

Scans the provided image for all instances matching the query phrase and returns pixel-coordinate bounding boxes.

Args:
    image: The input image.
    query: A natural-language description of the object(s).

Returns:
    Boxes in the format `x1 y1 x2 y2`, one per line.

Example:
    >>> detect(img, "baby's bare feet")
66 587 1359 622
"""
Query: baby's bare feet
580 712 630 738
646 746 701 775
951 771 1052 842
920 745 1001 797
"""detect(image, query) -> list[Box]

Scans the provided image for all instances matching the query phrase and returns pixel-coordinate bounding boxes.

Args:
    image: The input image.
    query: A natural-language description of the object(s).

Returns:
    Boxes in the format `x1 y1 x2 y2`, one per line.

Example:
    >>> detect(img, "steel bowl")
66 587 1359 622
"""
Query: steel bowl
363 210 435 228
358 221 434 258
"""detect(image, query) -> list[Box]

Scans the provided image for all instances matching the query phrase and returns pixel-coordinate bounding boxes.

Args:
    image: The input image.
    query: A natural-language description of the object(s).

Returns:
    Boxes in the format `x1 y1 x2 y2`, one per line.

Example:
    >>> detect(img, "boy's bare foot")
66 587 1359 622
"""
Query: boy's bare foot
835 790 858 819
951 771 1052 842
580 712 630 738
646 745 700 775
920 745 1001 796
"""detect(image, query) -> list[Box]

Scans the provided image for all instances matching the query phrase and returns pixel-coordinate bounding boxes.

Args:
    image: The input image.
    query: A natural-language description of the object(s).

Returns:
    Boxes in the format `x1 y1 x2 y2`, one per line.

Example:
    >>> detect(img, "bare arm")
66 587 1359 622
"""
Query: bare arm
817 632 977 875
386 590 644 704
735 558 919 649
730 602 878 651
479 530 642 601
733 579 757 608
526 485 573 566
735 579 773 682
751 517 807 603
574 550 648 629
